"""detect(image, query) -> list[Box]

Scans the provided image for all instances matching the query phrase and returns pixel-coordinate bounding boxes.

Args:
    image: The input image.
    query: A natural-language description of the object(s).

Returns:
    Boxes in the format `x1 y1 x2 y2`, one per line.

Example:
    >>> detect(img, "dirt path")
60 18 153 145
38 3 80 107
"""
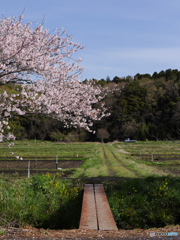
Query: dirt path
1 225 180 239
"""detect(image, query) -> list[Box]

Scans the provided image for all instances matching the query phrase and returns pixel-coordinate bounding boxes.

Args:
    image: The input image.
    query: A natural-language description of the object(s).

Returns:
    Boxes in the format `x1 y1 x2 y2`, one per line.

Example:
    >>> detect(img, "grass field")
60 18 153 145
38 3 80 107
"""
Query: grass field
1 140 180 178
0 140 94 158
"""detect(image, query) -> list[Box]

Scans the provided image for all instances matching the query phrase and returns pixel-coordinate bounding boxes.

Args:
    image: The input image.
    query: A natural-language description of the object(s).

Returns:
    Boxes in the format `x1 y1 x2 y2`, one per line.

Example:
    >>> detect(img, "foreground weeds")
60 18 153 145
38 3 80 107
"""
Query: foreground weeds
105 175 180 229
0 173 83 229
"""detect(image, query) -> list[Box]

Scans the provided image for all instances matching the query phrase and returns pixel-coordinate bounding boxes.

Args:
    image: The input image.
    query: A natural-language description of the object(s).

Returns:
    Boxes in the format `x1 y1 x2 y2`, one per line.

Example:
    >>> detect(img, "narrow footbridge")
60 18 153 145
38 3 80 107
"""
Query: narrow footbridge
79 184 118 231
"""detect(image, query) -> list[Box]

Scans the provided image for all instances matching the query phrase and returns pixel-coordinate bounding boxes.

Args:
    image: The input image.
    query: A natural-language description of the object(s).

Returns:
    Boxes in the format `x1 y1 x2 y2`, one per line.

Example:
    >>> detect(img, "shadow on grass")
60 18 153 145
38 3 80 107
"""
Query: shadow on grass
95 175 180 230
66 175 180 230
36 190 83 230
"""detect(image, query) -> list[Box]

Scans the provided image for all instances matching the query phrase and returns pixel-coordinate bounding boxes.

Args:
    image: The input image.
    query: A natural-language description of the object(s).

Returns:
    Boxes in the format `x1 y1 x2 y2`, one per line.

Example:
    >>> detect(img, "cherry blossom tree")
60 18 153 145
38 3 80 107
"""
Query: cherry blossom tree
0 13 110 153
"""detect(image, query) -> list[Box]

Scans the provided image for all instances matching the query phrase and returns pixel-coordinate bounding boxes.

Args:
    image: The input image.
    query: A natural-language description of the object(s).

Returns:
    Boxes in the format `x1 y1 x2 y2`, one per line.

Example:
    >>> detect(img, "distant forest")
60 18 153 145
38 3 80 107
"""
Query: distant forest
4 68 180 142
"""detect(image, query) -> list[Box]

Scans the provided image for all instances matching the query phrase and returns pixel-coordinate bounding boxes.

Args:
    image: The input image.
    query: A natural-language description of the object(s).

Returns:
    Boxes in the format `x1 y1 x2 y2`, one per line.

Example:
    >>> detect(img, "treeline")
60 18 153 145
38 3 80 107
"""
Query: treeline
4 68 180 142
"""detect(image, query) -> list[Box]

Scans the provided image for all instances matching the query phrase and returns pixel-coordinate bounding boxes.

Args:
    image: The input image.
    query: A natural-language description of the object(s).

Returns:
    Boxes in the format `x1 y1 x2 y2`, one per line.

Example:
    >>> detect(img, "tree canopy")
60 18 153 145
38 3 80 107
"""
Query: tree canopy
0 13 110 154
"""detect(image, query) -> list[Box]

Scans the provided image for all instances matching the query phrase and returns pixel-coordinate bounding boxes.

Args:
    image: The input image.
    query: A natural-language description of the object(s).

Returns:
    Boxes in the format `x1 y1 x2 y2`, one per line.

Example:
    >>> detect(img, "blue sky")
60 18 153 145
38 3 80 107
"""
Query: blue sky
1 0 180 80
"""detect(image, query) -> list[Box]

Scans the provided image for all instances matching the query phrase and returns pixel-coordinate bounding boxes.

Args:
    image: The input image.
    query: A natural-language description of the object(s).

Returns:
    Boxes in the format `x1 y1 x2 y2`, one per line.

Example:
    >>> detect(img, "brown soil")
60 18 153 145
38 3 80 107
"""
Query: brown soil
0 160 83 169
156 165 180 175
132 154 180 158
0 225 180 239
141 158 180 162
0 160 83 176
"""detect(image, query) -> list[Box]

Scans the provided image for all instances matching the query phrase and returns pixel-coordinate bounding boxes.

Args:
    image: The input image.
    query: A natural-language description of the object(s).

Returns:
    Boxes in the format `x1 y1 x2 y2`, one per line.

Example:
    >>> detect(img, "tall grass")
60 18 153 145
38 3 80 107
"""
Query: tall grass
105 175 180 229
0 173 83 229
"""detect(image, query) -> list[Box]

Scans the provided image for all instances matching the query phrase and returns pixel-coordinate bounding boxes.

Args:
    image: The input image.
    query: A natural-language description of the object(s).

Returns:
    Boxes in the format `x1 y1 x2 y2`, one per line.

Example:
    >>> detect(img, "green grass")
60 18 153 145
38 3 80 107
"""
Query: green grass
70 143 109 178
102 145 136 178
109 144 169 178
105 175 180 229
0 173 83 229
0 140 95 158
1 140 180 178
102 141 180 229
116 140 180 155
112 141 180 177
1 140 180 230
0 229 6 235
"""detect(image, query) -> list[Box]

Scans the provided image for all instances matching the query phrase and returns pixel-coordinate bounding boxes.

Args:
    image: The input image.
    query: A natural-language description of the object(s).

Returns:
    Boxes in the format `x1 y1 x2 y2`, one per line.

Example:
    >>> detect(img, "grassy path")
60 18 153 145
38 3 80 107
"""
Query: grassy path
102 144 136 178
101 145 114 176
70 143 109 178
110 144 173 177
106 144 140 178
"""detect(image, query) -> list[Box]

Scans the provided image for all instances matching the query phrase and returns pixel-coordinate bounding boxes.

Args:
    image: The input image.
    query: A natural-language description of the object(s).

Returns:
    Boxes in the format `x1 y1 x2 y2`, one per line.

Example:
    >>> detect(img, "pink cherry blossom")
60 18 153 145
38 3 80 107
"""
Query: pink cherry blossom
0 13 114 155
